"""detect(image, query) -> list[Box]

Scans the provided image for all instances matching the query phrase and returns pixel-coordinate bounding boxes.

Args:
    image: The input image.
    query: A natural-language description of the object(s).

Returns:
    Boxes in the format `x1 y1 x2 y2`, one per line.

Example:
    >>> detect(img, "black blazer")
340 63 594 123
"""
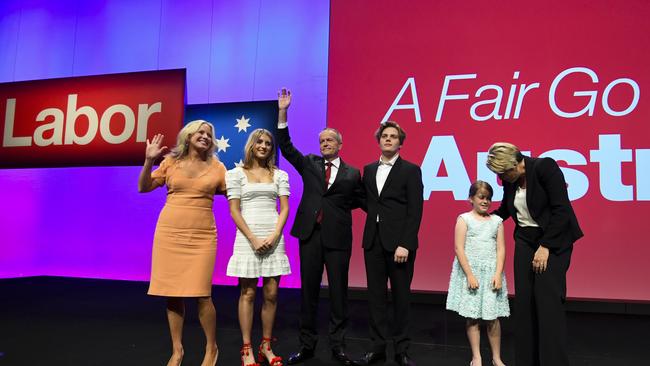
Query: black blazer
494 156 583 251
277 127 363 249
362 156 424 251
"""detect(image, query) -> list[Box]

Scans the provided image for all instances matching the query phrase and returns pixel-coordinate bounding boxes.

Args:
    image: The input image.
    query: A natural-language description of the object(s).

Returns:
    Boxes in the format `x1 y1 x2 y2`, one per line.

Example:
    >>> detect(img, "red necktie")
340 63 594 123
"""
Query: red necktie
316 162 332 224
324 161 332 188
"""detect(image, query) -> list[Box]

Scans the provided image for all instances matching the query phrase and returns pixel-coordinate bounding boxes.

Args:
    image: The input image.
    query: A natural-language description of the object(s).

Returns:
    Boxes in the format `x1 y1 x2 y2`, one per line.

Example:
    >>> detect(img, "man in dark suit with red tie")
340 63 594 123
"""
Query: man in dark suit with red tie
276 89 363 366
356 121 423 366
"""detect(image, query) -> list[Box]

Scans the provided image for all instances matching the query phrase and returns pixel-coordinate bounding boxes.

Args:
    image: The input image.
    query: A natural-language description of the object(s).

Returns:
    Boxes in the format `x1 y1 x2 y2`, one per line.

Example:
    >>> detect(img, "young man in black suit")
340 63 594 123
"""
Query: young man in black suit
356 121 423 366
276 89 363 366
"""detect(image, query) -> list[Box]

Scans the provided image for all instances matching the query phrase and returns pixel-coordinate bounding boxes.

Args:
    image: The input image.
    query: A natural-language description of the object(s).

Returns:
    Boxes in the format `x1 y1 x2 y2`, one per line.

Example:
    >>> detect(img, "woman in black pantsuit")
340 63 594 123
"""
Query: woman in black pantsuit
486 142 583 366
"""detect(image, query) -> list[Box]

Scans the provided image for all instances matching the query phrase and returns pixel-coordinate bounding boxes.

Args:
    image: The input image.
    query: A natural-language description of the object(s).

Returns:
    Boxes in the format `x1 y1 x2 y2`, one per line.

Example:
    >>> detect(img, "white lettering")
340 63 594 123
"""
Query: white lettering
382 77 422 123
34 108 64 146
636 149 650 200
435 74 476 122
100 104 135 144
136 102 161 142
602 78 640 116
64 94 98 145
549 67 599 118
589 134 633 201
3 99 32 147
421 135 471 200
470 84 503 121
2 95 162 148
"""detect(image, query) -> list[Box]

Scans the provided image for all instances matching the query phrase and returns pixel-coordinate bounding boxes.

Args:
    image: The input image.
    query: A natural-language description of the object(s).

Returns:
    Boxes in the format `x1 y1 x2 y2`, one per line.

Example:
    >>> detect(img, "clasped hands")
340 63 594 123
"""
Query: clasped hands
250 232 280 255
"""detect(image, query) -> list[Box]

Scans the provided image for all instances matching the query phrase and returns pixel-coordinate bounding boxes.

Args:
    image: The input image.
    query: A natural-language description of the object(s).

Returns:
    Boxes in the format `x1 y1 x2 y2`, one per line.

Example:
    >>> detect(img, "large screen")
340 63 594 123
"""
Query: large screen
327 0 649 301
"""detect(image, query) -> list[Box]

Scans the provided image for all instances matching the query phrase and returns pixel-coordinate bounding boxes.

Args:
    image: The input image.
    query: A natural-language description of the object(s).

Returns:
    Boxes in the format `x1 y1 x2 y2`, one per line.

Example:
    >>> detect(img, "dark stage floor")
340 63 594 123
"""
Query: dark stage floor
0 277 648 365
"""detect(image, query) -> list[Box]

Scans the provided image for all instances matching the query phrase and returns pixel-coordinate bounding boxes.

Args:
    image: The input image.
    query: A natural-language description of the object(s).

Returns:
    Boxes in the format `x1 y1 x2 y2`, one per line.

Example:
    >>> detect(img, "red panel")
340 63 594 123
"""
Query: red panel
0 69 185 167
328 0 649 301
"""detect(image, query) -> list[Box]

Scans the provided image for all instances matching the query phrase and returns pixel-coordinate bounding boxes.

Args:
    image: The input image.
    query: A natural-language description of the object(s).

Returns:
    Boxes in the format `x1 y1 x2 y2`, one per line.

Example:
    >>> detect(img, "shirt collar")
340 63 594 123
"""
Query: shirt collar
325 157 340 169
378 153 399 166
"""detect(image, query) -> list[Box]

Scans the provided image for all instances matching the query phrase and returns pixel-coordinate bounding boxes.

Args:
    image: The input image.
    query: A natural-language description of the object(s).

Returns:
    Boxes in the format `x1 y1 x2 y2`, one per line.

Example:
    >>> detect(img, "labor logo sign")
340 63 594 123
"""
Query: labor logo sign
0 69 185 168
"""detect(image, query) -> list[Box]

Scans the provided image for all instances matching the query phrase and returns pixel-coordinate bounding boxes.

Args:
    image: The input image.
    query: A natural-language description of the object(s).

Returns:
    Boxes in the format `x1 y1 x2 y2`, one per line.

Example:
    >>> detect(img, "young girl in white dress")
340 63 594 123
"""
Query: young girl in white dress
446 181 510 366
226 128 291 366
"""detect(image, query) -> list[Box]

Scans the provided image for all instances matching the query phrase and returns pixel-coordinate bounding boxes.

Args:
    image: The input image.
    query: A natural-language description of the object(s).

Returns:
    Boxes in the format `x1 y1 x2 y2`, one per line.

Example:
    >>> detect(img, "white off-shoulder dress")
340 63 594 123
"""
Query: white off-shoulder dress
225 167 292 278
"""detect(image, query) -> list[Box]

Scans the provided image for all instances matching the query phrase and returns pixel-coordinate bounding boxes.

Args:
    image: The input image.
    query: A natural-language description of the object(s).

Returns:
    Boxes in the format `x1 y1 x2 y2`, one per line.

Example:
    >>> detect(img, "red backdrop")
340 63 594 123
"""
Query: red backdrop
328 0 650 301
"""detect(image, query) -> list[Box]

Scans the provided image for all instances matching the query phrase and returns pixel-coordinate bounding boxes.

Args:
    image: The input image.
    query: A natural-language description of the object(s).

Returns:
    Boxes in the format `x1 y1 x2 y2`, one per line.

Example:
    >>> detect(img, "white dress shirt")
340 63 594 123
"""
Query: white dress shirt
325 157 340 189
376 153 399 195
514 187 539 227
376 153 399 222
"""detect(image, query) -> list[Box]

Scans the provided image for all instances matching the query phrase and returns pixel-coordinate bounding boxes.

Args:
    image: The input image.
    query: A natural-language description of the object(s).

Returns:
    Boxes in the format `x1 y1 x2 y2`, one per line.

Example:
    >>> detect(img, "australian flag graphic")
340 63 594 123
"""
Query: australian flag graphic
184 101 278 169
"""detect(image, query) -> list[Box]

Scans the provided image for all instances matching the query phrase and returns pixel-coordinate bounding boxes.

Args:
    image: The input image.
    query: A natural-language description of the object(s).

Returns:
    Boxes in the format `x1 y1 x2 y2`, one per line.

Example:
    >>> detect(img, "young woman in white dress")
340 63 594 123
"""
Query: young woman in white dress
226 128 291 366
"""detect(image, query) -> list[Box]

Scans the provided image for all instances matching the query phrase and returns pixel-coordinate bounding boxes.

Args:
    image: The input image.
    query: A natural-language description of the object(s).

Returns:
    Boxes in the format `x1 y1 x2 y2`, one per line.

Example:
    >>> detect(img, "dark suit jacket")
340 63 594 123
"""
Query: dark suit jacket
494 156 583 252
362 156 424 251
276 127 363 249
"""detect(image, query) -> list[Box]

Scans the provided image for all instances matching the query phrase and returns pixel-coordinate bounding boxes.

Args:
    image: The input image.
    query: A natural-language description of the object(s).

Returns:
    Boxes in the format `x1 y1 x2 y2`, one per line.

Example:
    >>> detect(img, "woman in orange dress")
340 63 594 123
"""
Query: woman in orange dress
138 120 226 366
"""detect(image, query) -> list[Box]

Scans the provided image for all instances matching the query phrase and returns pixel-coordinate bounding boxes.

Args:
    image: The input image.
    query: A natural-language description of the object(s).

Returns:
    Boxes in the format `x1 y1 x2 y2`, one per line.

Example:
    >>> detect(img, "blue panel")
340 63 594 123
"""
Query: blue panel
0 0 24 82
208 0 261 102
13 0 78 81
254 0 330 99
72 0 161 76
158 0 213 104
0 0 332 290
248 0 330 287
253 0 330 155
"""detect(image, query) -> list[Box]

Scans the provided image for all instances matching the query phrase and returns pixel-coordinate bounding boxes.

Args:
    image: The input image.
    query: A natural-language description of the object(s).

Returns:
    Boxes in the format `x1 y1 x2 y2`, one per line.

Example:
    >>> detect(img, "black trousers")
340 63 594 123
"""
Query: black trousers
514 226 573 366
364 230 416 354
298 225 351 350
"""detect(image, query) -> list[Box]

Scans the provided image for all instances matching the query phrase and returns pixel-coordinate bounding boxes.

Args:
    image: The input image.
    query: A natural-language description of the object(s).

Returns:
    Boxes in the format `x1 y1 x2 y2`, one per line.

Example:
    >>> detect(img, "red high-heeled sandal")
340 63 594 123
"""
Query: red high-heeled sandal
257 337 283 366
240 343 260 366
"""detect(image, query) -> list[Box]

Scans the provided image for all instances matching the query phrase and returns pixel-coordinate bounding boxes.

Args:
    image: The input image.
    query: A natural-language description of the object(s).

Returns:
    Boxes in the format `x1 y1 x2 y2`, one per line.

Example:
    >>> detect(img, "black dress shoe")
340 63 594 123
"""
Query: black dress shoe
354 351 386 365
331 347 353 366
394 352 416 366
287 348 315 364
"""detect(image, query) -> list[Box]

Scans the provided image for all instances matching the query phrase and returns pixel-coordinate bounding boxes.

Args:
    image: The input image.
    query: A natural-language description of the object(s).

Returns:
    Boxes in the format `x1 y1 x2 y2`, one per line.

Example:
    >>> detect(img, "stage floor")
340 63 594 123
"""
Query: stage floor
0 277 647 365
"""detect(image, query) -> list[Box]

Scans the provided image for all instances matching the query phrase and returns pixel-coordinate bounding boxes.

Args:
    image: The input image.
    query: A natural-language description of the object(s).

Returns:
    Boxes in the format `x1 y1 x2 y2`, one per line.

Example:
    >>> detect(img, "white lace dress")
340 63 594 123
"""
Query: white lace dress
225 167 292 278
446 212 510 320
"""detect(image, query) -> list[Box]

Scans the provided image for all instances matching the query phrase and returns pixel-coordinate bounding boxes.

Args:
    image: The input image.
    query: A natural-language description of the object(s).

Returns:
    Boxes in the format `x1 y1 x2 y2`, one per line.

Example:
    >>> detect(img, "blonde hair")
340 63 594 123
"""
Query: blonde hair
243 128 277 171
486 142 522 174
169 120 219 160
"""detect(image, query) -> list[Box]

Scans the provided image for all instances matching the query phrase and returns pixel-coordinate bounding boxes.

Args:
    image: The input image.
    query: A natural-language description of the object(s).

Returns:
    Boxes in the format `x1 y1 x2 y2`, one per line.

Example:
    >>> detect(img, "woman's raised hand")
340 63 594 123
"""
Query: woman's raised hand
145 134 167 161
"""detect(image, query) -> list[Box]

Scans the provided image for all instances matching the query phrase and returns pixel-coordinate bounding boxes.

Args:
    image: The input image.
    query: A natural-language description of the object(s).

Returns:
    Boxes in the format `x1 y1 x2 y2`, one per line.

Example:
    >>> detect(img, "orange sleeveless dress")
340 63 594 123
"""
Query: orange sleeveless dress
147 156 226 297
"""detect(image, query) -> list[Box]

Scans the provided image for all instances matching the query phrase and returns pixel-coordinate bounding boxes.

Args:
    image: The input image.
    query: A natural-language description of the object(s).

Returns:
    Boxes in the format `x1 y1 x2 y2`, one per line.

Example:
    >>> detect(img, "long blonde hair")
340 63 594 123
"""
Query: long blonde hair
243 128 276 171
169 120 219 160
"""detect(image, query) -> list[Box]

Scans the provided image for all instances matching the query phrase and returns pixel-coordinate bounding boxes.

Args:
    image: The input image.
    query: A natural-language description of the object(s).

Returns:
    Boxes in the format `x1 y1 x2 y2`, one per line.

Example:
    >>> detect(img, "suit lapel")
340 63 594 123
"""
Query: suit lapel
367 162 380 198
328 159 347 192
524 156 537 216
380 156 402 197
315 156 327 192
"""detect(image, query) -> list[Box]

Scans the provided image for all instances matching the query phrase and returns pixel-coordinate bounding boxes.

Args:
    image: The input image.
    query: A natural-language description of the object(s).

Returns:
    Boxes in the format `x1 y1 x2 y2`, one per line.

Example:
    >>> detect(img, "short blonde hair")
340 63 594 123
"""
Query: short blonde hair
169 120 219 160
486 142 522 174
243 128 277 171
